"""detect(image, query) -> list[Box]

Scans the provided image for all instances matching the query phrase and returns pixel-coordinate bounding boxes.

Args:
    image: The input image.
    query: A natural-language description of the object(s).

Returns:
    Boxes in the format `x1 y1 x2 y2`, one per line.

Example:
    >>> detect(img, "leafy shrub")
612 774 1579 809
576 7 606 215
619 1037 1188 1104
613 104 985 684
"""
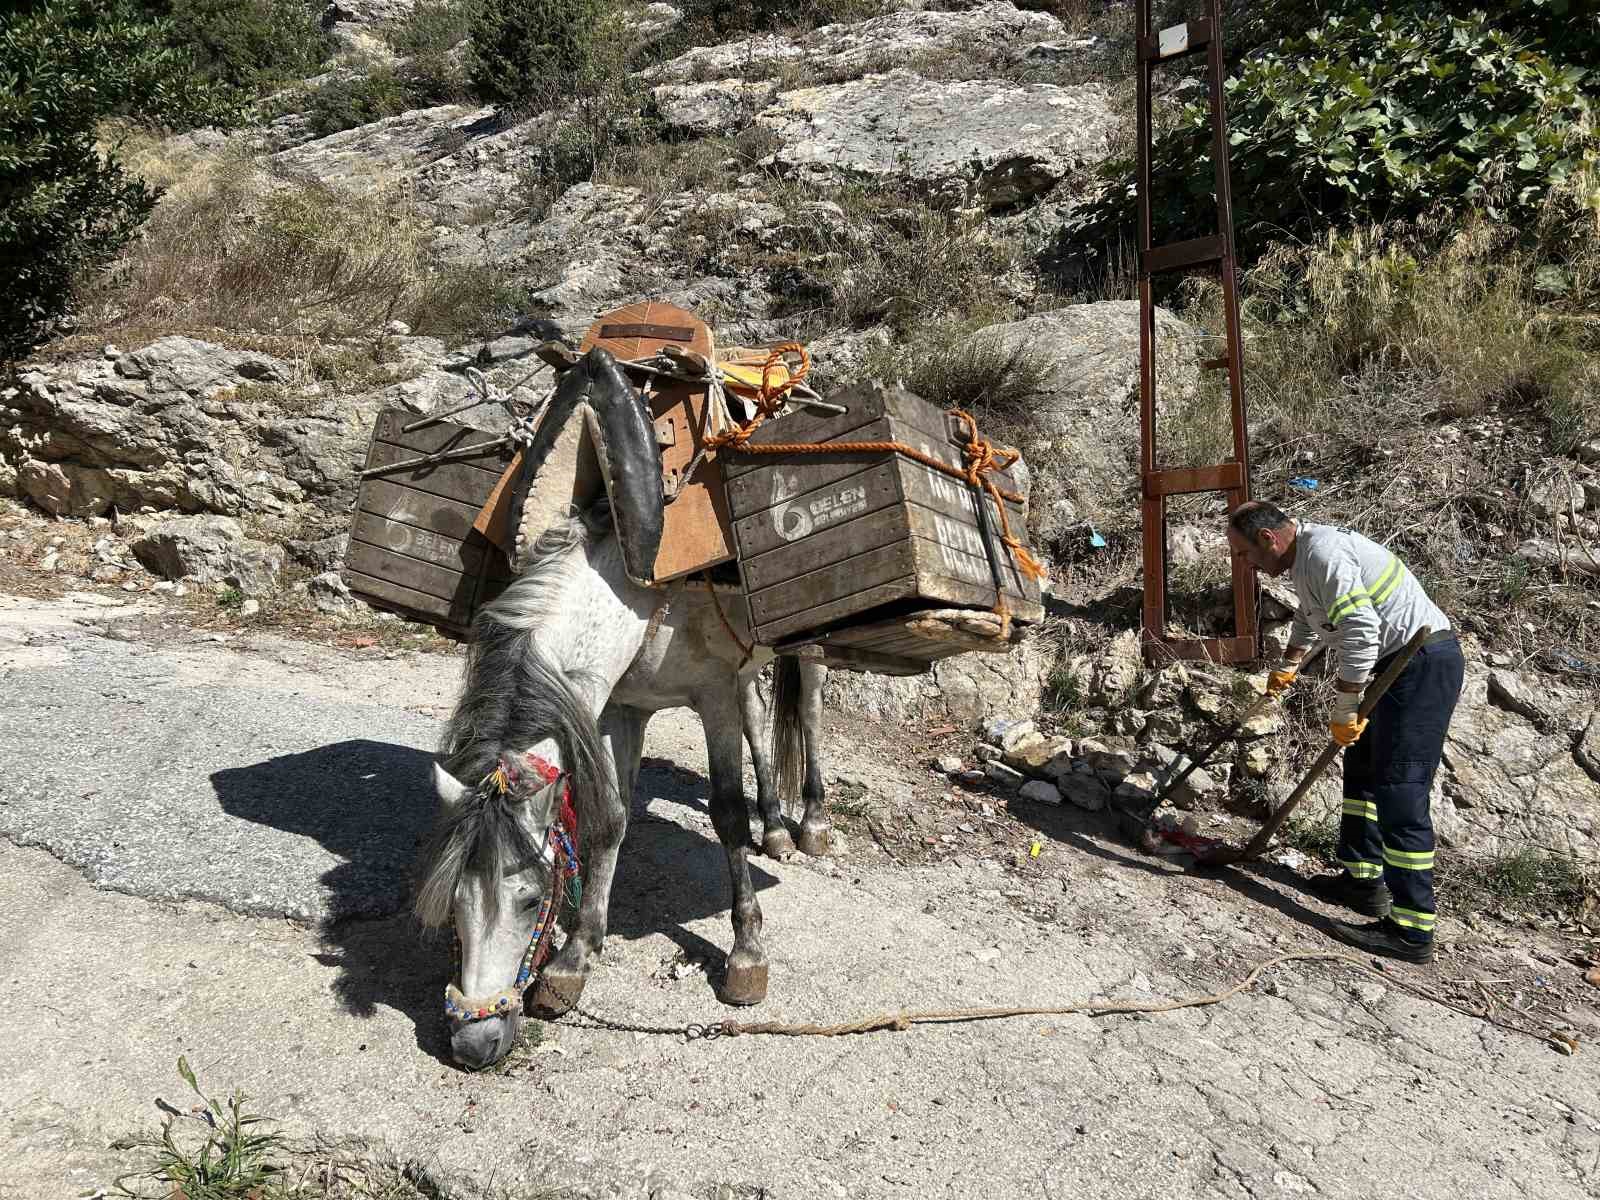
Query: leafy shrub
468 0 603 106
302 63 412 137
388 0 470 57
389 0 470 102
0 0 237 358
165 0 331 92
675 0 884 39
1070 0 1600 260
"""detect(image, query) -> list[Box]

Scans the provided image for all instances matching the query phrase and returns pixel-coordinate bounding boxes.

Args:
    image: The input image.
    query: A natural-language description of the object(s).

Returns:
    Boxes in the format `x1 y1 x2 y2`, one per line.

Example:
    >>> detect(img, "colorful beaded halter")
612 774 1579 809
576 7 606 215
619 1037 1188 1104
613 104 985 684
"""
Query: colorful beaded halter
443 751 581 1025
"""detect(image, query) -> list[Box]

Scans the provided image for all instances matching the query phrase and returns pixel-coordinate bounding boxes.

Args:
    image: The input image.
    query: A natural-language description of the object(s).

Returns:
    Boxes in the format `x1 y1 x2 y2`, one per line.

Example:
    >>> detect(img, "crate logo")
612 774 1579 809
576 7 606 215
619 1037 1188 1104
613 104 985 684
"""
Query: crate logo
770 472 868 543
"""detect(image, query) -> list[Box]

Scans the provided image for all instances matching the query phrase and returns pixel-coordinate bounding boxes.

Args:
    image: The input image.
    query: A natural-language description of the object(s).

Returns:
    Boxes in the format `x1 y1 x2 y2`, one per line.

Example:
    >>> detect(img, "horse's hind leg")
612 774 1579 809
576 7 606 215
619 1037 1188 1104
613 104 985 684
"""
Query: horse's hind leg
529 705 641 1018
739 670 795 861
795 659 833 858
702 684 768 1006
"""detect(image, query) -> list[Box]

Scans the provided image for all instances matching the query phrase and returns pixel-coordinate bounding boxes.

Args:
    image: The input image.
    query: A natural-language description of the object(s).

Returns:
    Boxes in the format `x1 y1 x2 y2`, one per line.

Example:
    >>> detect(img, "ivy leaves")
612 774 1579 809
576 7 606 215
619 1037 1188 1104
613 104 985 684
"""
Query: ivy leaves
1070 1 1600 260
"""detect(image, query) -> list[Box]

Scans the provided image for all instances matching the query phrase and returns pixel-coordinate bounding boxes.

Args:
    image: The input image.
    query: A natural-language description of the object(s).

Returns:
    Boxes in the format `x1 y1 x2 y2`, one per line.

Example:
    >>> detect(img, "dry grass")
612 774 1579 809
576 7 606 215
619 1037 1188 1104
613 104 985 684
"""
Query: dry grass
1153 180 1600 667
764 181 1035 337
78 140 520 346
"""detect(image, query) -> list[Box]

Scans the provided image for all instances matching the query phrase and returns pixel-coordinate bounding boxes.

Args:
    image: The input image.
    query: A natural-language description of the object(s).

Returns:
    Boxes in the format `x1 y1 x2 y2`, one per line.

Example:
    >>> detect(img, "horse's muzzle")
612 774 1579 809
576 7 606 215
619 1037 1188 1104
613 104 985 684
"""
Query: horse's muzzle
450 1011 521 1069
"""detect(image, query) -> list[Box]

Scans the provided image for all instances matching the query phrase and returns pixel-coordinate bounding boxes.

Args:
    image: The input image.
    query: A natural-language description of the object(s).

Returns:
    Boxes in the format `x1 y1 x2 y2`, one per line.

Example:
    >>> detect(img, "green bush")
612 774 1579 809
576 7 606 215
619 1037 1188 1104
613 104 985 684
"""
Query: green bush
165 0 331 92
302 63 412 137
674 0 884 40
389 0 471 57
0 0 237 358
1070 0 1600 261
390 0 470 102
468 0 603 106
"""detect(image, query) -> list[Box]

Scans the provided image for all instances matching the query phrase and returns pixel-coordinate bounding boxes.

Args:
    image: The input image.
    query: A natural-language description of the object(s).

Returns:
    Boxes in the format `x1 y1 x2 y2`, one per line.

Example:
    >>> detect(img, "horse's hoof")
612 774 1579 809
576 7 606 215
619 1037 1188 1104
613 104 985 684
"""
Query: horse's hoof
720 962 769 1006
528 970 585 1018
796 824 832 857
762 828 797 860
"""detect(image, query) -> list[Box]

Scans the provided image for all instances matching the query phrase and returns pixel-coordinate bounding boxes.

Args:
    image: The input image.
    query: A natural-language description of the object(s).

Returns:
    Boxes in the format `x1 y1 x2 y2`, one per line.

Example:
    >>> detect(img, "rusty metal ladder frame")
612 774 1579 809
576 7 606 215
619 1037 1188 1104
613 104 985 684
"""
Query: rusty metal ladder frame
1135 0 1257 665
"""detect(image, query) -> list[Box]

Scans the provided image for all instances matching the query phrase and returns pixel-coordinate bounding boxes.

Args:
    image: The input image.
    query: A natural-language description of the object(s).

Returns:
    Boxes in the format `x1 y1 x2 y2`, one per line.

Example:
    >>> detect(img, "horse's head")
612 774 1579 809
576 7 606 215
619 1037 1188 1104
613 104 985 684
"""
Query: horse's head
416 751 579 1070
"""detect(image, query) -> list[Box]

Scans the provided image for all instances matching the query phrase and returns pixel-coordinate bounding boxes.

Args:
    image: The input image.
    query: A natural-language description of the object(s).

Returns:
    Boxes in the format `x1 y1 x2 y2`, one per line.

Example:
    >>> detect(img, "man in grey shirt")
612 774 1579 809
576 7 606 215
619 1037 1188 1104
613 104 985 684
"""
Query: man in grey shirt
1226 500 1465 964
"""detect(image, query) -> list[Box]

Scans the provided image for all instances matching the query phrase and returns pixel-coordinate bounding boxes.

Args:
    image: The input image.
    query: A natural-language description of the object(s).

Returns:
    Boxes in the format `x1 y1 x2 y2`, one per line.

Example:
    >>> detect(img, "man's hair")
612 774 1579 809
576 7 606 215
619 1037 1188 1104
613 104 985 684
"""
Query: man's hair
1229 500 1292 540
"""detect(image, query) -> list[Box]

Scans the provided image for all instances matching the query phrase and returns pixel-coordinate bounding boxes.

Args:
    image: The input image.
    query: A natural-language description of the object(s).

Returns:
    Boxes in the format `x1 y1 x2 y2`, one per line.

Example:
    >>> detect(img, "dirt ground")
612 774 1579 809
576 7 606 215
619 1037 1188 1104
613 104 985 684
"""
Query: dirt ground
2 502 1600 1199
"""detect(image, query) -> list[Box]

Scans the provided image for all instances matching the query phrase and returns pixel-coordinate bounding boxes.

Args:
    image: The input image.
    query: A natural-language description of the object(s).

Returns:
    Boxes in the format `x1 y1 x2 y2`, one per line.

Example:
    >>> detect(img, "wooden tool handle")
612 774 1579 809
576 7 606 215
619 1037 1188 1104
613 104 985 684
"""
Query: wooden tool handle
1148 642 1329 815
1234 626 1431 860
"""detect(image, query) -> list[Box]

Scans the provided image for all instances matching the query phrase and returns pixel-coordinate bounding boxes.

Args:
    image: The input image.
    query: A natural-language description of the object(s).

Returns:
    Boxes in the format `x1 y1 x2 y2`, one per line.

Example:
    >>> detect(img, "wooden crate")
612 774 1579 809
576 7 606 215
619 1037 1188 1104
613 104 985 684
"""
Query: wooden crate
725 382 1044 670
341 408 517 635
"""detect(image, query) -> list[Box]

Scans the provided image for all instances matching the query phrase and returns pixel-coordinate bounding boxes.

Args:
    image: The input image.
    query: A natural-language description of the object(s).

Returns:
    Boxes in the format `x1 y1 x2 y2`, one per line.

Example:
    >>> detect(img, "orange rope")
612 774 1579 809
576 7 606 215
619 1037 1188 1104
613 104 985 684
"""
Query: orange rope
705 343 810 452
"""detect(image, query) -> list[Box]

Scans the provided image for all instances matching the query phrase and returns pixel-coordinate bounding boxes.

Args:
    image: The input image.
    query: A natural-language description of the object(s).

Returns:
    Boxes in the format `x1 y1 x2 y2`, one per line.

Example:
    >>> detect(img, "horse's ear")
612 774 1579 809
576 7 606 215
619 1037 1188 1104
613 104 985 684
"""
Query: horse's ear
433 763 471 810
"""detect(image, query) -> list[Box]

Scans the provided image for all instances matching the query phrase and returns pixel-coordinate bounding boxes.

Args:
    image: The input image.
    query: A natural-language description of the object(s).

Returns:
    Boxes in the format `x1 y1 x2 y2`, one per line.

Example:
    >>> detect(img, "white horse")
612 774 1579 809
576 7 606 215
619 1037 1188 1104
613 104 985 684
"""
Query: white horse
415 502 832 1069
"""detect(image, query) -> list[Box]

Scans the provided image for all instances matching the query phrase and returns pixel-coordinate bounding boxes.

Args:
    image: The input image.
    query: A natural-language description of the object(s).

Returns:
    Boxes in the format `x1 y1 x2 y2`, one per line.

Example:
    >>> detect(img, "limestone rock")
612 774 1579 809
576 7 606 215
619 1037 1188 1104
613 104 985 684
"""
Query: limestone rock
1 336 381 527
1241 744 1273 778
131 516 283 595
272 103 490 197
646 2 1069 84
1237 706 1285 740
1528 475 1587 516
985 717 1036 751
652 81 779 136
756 71 1116 207
1111 771 1157 810
1441 664 1599 854
1185 678 1226 719
823 638 1046 729
1005 734 1071 776
1488 669 1553 728
309 570 357 613
983 761 1025 790
1090 629 1142 707
1516 538 1600 578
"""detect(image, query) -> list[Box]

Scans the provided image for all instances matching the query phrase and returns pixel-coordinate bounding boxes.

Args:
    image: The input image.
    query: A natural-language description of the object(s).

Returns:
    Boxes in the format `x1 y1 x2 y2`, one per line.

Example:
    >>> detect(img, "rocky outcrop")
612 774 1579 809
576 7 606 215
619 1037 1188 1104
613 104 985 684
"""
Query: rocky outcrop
1443 664 1600 855
131 515 284 595
755 71 1117 207
0 336 417 532
271 103 493 196
645 2 1068 84
823 637 1048 729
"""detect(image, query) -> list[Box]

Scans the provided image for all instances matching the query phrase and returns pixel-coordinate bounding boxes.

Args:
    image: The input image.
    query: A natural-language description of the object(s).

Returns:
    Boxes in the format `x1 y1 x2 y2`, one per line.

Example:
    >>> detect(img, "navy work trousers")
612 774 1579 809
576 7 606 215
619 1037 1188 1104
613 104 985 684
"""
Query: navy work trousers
1337 635 1465 943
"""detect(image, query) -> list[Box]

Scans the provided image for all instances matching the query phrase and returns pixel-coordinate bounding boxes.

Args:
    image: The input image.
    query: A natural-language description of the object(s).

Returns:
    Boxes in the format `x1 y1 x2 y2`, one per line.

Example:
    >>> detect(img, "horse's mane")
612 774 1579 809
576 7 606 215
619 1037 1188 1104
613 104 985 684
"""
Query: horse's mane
414 514 615 928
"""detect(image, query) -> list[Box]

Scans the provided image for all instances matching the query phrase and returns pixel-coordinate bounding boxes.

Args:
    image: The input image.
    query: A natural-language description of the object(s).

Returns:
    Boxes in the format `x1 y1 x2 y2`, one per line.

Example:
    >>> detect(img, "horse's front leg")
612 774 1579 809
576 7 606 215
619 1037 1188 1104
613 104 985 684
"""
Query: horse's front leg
739 670 796 861
529 705 641 1018
701 685 768 1006
795 659 834 857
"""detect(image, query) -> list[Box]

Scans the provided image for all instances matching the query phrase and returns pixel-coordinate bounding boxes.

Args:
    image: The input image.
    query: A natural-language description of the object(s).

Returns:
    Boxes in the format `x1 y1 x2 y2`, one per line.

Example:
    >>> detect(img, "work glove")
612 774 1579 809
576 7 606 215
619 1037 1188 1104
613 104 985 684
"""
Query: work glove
1328 689 1368 747
1265 664 1299 697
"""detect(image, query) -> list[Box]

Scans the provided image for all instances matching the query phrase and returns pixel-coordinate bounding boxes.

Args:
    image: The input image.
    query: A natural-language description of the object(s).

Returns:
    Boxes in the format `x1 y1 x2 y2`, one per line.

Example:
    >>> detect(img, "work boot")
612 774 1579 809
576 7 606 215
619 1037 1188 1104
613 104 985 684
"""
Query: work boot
1307 871 1391 918
1330 917 1435 965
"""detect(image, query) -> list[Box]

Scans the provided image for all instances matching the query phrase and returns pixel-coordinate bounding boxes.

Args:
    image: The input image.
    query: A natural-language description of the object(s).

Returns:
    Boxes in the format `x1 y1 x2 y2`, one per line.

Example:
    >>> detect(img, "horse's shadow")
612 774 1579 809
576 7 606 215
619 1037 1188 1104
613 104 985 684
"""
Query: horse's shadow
210 740 776 1060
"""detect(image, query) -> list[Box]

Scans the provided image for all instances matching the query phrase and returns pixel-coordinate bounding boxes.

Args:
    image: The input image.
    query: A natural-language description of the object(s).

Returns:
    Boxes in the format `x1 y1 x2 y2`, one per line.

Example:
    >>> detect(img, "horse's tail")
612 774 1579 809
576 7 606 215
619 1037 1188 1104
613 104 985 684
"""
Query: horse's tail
771 654 805 815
